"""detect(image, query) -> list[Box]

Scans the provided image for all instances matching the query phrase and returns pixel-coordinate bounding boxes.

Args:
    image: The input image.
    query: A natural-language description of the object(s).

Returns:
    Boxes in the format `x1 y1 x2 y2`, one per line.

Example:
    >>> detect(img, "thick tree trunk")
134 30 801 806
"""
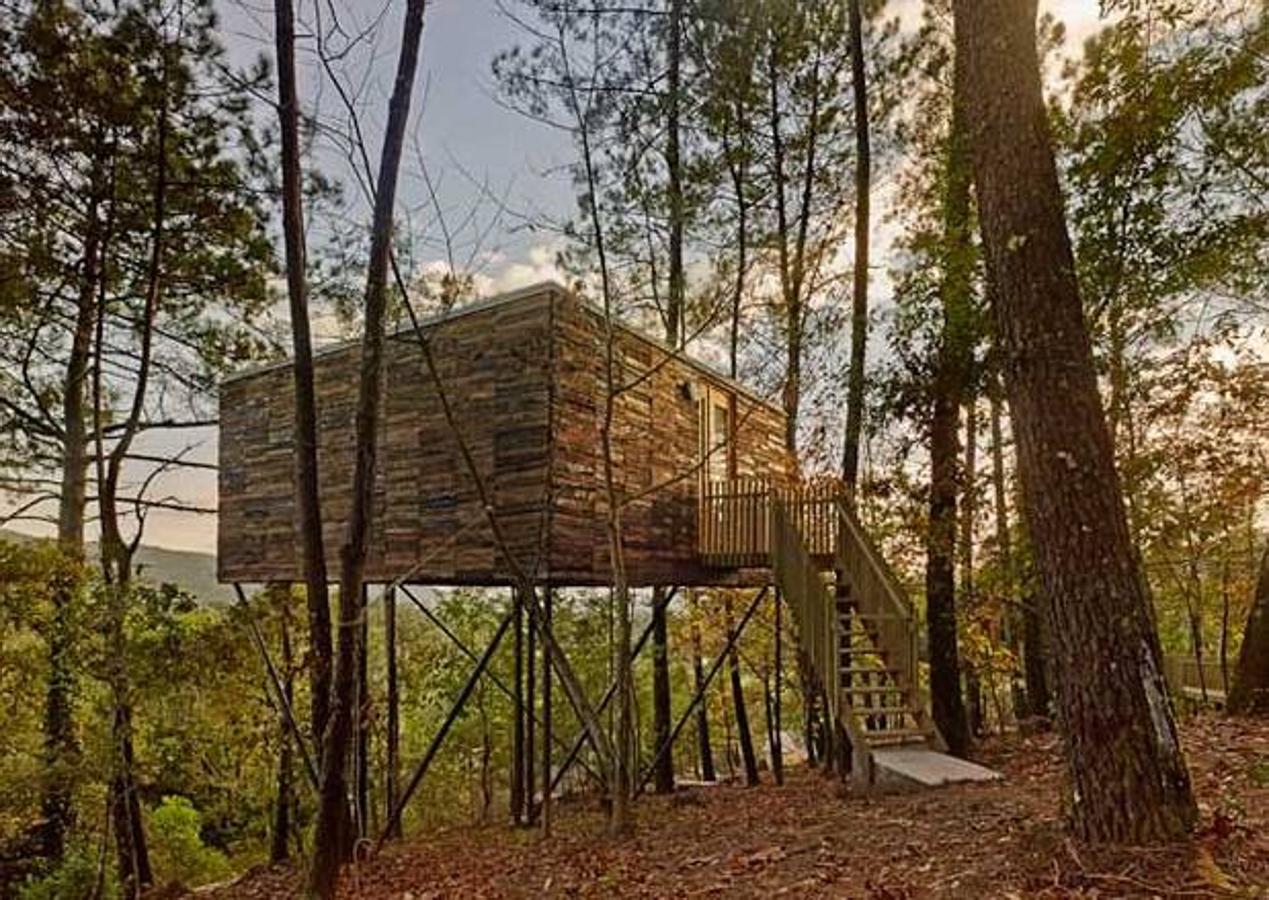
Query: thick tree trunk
273 0 333 749
954 0 1196 842
651 588 674 793
1228 546 1269 715
841 0 871 491
309 3 427 895
925 71 973 758
724 596 759 786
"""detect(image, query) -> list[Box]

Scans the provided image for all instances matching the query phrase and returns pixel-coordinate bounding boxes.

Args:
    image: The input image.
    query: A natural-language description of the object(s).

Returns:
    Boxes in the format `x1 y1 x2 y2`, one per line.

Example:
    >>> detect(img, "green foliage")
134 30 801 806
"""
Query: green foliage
18 843 116 900
146 795 231 887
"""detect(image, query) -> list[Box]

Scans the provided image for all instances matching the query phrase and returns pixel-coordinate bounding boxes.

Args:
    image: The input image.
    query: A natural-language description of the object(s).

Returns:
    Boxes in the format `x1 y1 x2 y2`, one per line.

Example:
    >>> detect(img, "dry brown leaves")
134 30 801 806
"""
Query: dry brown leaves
193 715 1267 899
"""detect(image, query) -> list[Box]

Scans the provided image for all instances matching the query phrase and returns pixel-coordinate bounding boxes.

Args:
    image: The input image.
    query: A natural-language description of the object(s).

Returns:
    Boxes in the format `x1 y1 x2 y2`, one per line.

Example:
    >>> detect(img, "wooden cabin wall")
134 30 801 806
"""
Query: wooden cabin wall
547 294 790 586
218 291 555 584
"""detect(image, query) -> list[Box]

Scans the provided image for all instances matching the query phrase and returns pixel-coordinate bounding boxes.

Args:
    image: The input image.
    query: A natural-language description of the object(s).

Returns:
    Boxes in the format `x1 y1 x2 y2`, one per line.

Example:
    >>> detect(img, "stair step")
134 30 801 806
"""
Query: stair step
844 685 907 694
839 666 899 675
865 729 929 747
839 647 888 655
854 705 917 717
838 612 904 621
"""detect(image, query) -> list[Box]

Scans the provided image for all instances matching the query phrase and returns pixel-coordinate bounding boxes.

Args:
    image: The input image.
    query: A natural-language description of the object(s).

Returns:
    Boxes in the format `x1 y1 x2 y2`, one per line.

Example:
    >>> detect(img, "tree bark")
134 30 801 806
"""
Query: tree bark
989 370 1027 720
651 588 674 794
651 0 685 799
924 65 973 758
540 588 553 833
274 0 333 750
954 0 1196 842
1228 546 1269 715
724 596 759 786
511 588 524 824
383 586 400 839
961 398 984 737
309 3 427 895
689 592 715 782
271 586 296 864
355 589 370 839
841 0 871 492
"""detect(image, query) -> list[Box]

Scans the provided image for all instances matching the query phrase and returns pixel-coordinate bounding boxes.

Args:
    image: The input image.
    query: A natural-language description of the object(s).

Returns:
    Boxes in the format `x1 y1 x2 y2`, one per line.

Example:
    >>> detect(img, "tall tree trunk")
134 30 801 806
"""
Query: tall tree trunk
650 0 685 799
724 596 759 786
1228 546 1269 715
689 593 715 782
961 398 984 736
771 588 783 785
383 586 400 839
651 589 674 794
271 586 296 864
511 589 524 825
309 3 428 894
526 592 537 819
665 0 684 350
540 588 553 834
96 65 171 892
841 0 871 492
954 0 1196 842
925 69 973 758
43 174 103 861
355 590 370 838
273 0 333 750
989 370 1026 720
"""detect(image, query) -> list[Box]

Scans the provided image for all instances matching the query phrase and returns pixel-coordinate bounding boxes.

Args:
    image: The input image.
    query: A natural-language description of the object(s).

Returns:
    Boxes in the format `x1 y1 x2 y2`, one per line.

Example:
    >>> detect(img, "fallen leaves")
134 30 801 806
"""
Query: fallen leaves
192 714 1268 899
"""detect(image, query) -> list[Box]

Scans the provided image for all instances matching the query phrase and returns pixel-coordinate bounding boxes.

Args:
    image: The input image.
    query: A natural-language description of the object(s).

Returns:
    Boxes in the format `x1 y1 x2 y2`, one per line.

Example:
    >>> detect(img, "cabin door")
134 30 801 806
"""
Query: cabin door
700 386 735 484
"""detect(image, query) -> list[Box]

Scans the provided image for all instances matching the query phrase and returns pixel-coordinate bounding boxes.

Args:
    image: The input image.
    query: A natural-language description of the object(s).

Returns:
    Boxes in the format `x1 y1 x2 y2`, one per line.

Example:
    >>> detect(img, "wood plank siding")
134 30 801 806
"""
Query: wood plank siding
217 283 791 587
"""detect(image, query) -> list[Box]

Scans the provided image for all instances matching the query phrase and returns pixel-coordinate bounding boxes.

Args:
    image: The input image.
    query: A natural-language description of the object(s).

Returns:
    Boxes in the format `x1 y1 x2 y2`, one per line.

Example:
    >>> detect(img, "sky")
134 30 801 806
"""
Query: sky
7 0 1108 555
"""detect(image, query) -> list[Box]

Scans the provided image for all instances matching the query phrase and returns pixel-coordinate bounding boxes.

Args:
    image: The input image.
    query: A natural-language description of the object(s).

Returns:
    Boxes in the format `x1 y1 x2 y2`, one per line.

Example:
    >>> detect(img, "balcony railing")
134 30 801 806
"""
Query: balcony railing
698 477 839 567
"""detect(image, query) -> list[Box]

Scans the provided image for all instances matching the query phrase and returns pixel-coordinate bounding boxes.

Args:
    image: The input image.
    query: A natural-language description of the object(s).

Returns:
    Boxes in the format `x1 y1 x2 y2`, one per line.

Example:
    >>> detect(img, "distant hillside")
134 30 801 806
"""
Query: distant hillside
0 529 233 605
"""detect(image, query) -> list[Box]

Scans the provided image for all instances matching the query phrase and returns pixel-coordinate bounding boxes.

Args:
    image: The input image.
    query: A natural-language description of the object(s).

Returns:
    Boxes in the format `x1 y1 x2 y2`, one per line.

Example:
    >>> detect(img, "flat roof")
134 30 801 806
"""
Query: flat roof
222 280 783 416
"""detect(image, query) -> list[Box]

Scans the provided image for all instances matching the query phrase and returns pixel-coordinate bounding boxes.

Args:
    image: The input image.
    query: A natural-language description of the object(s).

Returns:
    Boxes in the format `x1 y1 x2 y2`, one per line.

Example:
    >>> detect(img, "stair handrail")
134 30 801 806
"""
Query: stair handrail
834 498 946 750
770 496 872 757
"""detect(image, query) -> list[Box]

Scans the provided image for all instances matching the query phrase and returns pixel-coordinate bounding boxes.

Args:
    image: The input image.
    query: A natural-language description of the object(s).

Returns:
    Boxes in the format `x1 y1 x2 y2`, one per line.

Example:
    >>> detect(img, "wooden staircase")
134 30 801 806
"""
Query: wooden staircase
772 495 944 788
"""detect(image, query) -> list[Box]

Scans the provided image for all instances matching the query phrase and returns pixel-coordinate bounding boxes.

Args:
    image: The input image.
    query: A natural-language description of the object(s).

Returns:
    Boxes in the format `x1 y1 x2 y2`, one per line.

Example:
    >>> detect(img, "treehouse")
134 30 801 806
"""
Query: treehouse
217 280 998 791
217 281 800 587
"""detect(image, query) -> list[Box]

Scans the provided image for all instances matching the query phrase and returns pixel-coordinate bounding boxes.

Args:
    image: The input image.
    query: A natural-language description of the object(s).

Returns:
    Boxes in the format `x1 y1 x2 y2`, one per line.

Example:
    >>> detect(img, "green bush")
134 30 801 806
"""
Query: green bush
147 795 232 888
18 844 116 900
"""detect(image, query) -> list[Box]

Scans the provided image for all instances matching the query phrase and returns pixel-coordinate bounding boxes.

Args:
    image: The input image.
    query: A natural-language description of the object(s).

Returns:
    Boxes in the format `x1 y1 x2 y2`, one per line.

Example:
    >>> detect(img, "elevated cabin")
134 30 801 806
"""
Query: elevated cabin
218 281 975 789
217 282 802 588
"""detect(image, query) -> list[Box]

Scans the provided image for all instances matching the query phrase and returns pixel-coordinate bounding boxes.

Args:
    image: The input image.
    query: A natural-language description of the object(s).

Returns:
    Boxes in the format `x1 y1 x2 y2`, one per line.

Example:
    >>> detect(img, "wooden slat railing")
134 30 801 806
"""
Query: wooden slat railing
699 478 838 566
833 500 918 694
1162 654 1229 704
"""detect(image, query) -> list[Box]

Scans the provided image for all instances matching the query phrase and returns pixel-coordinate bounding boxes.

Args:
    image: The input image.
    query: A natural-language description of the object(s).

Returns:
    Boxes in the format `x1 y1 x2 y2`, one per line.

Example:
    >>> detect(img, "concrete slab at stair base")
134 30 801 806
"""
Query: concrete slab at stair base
863 747 1003 793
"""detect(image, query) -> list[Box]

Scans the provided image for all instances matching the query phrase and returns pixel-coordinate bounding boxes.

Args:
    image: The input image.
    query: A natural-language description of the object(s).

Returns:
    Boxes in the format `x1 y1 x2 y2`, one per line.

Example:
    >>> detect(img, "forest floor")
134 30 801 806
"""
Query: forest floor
195 714 1267 899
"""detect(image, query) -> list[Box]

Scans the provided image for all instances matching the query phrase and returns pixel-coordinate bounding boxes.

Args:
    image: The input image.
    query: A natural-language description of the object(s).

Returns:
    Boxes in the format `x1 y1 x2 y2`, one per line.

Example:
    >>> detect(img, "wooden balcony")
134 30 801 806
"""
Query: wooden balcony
697 478 840 568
